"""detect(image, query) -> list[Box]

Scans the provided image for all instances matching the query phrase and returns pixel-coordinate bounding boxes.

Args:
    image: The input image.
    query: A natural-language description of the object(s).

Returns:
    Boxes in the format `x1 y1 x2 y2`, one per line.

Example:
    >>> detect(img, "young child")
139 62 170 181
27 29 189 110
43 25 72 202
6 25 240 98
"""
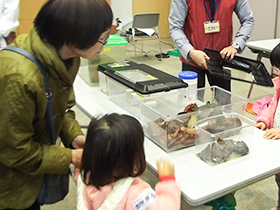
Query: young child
255 42 280 210
78 113 181 210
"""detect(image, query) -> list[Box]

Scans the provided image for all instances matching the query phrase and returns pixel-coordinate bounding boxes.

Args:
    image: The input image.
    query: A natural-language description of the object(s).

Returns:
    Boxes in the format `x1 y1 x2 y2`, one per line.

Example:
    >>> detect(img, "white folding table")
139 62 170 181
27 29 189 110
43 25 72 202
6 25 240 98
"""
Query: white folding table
246 39 280 61
246 38 280 98
74 72 280 206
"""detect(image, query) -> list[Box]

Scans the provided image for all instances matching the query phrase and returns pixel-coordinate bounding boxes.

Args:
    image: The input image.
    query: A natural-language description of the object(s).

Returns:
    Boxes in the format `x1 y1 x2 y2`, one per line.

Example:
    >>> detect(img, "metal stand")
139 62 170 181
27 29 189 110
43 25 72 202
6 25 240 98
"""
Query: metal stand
246 49 272 99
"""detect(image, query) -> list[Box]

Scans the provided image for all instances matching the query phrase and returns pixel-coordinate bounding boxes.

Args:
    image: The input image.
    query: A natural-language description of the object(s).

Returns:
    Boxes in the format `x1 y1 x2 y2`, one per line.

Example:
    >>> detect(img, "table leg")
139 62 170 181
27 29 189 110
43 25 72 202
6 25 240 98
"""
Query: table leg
247 83 254 99
246 52 264 100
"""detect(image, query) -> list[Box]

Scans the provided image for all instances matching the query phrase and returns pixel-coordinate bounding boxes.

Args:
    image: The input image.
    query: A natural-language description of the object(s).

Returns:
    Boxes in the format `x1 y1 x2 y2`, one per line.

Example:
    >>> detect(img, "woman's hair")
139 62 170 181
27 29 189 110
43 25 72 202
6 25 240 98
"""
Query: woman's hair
34 0 113 50
270 43 280 68
81 113 146 189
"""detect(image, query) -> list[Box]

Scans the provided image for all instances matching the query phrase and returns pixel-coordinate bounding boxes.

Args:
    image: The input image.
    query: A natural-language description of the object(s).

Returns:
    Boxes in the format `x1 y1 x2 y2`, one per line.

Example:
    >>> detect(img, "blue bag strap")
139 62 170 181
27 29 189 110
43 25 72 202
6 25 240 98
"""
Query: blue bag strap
3 46 55 143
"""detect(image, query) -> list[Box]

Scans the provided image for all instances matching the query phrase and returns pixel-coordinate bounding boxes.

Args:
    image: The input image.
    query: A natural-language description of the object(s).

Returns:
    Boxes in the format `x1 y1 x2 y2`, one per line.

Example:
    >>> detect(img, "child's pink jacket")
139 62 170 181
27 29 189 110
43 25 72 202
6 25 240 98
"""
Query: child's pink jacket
256 77 280 132
83 177 181 210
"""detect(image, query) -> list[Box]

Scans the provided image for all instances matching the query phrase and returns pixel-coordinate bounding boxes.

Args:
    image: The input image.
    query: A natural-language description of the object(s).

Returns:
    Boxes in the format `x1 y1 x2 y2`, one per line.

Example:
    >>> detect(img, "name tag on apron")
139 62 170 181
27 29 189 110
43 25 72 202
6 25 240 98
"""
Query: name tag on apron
204 20 220 33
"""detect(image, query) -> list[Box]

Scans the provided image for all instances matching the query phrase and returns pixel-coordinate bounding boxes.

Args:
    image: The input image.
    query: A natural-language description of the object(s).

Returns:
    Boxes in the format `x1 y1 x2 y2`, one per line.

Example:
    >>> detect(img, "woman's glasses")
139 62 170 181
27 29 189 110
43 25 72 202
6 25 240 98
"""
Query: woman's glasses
98 30 110 45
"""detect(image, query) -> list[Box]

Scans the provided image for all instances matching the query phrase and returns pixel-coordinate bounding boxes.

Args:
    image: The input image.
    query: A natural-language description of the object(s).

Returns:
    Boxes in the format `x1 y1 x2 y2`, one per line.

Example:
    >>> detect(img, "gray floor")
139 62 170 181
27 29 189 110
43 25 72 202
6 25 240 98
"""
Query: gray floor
43 38 277 210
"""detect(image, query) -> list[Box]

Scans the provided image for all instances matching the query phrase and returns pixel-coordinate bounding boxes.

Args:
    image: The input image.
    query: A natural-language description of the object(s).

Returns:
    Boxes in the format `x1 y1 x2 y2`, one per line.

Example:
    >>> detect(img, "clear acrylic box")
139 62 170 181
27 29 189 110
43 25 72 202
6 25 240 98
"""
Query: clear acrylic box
97 62 189 119
104 75 154 118
139 86 249 152
195 112 255 164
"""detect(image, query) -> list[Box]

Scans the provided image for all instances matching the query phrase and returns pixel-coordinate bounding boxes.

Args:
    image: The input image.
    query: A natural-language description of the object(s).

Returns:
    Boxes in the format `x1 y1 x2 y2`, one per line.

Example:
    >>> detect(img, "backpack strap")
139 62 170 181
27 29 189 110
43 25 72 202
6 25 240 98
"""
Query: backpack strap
2 46 55 143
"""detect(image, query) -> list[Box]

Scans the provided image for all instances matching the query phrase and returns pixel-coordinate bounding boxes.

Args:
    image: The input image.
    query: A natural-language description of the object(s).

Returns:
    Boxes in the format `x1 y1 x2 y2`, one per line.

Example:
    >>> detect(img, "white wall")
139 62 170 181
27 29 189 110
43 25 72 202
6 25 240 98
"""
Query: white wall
232 0 279 69
111 0 132 24
276 0 280 38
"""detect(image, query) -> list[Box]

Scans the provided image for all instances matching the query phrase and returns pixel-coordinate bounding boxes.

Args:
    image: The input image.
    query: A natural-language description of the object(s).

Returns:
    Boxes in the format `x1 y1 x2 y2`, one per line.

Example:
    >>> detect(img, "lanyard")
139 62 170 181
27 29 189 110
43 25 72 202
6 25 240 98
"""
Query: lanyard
203 0 220 22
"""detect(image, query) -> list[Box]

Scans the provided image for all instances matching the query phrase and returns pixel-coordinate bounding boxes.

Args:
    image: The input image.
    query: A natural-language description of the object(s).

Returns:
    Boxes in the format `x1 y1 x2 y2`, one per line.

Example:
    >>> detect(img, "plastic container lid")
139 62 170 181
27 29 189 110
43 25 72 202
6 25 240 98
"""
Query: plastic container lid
98 61 188 94
105 34 128 46
178 71 198 80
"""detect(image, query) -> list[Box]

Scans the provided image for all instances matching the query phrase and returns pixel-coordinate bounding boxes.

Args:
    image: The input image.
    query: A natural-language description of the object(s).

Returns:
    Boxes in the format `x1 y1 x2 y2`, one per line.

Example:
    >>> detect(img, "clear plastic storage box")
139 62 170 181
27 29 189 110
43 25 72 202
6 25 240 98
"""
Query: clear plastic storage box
78 34 128 86
139 86 249 152
102 75 154 118
97 61 188 118
195 113 256 165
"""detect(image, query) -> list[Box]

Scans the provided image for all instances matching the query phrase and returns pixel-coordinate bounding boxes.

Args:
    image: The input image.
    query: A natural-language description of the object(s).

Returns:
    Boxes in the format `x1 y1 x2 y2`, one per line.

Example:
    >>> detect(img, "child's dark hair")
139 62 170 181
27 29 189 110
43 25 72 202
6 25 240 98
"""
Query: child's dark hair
81 113 146 189
34 0 113 50
270 42 280 68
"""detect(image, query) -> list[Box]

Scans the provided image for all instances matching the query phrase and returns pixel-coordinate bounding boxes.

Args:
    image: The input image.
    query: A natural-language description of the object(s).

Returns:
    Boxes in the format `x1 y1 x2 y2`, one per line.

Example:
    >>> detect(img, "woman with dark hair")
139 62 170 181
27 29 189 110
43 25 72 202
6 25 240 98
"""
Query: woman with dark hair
255 42 280 210
78 113 181 210
0 0 113 209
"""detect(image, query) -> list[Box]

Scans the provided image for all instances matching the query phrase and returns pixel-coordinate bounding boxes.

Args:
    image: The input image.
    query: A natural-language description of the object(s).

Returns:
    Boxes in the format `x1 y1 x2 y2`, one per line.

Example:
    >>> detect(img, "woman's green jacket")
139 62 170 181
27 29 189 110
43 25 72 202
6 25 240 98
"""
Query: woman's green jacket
0 29 84 209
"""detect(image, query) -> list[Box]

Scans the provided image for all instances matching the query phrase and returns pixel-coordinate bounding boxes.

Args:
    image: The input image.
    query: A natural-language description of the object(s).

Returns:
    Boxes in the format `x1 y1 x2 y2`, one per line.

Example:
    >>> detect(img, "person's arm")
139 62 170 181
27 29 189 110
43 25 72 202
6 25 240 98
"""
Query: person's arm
169 0 193 61
59 88 85 169
169 0 210 68
256 78 280 129
59 88 85 149
255 122 267 130
0 71 72 175
130 160 181 210
146 160 181 210
256 105 275 130
232 0 254 52
220 0 254 59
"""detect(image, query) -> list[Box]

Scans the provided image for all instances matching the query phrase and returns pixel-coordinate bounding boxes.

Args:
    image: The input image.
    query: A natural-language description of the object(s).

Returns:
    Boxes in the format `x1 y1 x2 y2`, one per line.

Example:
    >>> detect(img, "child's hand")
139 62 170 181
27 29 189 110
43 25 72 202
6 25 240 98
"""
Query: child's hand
255 122 266 130
156 159 175 177
264 128 280 140
72 135 85 149
74 167 81 184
